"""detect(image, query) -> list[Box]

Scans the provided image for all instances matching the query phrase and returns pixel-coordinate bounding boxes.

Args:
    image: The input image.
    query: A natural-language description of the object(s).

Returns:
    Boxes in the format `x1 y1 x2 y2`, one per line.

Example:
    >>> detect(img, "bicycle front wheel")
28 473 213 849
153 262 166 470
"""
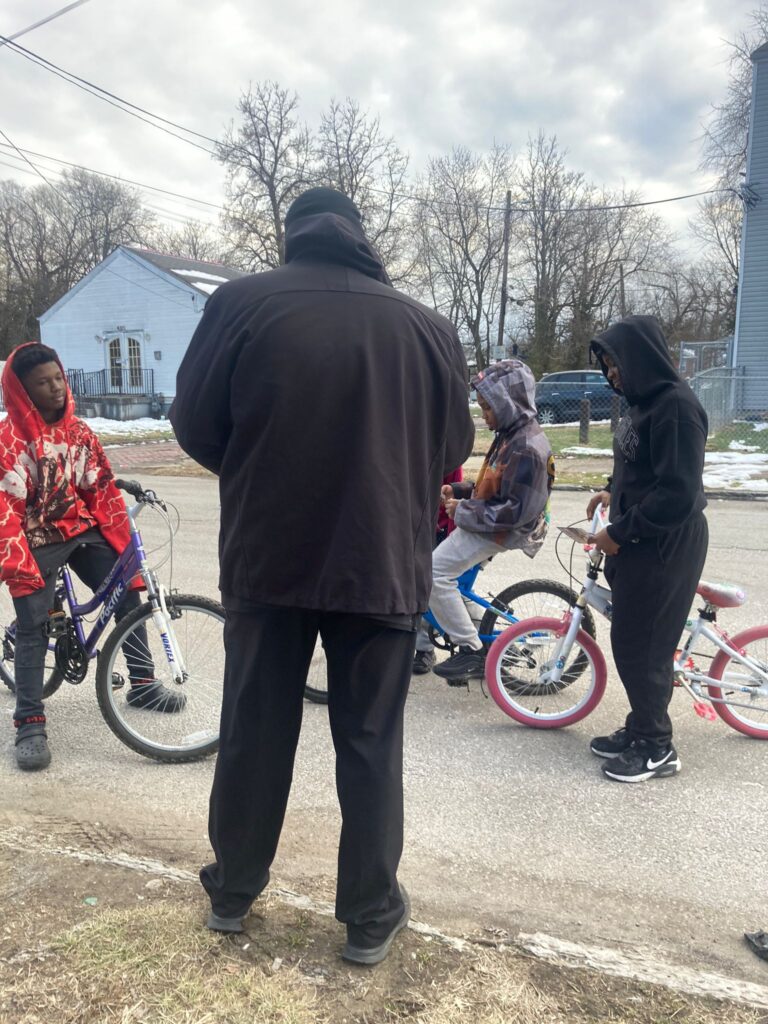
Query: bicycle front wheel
95 594 225 762
485 616 607 728
707 624 768 739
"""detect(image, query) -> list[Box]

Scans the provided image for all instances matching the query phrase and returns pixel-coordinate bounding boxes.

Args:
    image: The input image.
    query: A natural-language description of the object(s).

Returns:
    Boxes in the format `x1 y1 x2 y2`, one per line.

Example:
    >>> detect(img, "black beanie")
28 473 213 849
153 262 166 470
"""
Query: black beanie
284 187 362 228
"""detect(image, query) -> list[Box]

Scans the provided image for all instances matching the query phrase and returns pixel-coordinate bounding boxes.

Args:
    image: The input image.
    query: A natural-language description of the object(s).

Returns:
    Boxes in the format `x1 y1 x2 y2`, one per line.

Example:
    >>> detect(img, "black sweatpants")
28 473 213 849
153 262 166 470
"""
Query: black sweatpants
604 513 708 748
200 602 416 945
12 531 145 723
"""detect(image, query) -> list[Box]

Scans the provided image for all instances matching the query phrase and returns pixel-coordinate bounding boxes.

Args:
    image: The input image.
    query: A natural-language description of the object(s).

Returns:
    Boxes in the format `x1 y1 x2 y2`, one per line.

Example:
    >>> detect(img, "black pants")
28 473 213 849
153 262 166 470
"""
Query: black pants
12 531 145 722
200 603 415 945
604 513 708 747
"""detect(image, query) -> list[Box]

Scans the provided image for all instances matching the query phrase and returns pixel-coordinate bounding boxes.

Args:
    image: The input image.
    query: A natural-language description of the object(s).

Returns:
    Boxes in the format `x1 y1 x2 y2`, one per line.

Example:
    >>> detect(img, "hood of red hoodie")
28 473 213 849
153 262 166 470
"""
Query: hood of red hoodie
1 343 75 441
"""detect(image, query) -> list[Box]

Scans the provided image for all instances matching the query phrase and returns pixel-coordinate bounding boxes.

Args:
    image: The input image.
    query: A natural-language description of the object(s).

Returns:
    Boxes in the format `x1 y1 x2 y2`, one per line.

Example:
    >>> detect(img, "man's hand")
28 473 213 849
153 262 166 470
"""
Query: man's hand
443 498 462 520
586 490 611 520
440 484 454 505
591 527 620 556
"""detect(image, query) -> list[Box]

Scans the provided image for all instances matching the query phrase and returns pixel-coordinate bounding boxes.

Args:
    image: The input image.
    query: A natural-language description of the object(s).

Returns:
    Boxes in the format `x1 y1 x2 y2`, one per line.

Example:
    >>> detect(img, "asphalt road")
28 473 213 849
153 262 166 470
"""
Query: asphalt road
1 477 766 985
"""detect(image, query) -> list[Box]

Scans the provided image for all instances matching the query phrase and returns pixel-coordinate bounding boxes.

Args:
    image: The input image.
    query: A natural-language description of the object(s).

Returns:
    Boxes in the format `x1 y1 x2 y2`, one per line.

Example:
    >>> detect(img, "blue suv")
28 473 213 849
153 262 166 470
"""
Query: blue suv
534 370 616 425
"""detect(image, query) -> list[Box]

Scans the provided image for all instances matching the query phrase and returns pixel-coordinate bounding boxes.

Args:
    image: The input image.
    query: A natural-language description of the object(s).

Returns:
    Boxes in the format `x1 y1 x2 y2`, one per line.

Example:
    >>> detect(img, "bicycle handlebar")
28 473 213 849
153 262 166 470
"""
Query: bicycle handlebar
115 478 144 499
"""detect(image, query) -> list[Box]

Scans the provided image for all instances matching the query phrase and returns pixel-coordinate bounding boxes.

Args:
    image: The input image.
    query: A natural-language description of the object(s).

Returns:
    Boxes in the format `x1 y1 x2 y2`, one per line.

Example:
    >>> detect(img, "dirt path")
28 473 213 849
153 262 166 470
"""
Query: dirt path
1 809 765 1024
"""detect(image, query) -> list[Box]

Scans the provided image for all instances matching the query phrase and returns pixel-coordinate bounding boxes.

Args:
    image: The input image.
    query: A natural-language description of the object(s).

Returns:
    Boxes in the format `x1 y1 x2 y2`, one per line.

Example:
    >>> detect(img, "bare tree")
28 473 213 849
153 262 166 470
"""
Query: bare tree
413 144 511 369
217 82 315 268
512 134 588 375
0 171 153 350
701 5 768 186
316 98 412 280
151 219 231 264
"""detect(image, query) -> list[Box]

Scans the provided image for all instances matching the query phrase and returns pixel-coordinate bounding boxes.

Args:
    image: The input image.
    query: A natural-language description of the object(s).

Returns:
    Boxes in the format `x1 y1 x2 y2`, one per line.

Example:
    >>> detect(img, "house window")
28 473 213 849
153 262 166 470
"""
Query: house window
127 336 142 387
108 337 122 388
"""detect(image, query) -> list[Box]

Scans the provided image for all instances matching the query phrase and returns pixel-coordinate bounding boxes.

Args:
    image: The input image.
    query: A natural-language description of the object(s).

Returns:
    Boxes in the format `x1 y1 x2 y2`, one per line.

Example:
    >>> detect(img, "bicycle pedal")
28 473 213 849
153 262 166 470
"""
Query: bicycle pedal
45 611 67 638
693 701 717 721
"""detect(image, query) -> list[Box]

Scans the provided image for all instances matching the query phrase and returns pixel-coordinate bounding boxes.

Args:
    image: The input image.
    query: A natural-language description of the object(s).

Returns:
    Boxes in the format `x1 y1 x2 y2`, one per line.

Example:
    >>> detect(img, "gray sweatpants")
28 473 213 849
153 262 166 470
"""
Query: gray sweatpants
426 528 504 650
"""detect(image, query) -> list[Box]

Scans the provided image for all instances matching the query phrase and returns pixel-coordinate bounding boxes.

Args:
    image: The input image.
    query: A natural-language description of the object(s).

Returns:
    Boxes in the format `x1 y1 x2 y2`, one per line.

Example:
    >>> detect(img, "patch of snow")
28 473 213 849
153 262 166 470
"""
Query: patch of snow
83 417 174 437
192 282 218 295
704 452 768 465
754 422 768 433
561 446 613 456
171 269 229 283
728 440 760 453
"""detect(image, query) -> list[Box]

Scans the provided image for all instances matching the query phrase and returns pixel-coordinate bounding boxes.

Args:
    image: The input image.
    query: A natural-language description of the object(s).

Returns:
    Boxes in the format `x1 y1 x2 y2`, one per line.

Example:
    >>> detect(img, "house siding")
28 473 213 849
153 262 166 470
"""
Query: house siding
734 45 768 410
40 249 204 400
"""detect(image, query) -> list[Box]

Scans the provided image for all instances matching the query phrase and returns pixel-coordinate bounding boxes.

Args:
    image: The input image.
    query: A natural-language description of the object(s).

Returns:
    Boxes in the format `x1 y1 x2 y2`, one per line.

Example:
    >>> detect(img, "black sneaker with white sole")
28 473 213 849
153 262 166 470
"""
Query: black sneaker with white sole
590 727 633 759
601 742 681 783
433 646 486 681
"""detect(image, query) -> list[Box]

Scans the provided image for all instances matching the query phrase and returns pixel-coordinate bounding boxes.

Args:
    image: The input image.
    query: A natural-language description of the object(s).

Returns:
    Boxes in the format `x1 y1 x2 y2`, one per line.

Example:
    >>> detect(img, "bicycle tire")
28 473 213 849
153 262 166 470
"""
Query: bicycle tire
304 636 329 705
485 616 607 728
707 624 768 739
478 578 596 642
95 594 225 762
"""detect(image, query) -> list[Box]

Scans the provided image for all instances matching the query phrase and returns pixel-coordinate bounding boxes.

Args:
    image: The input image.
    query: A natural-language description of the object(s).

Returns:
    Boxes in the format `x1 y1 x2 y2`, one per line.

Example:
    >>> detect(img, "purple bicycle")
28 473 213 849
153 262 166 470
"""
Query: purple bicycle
0 480 225 762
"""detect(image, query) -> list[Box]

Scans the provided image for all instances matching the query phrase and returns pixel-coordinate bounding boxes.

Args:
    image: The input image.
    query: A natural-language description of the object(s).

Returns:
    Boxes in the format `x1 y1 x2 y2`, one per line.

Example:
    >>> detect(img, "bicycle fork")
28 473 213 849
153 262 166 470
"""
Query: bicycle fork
143 574 187 684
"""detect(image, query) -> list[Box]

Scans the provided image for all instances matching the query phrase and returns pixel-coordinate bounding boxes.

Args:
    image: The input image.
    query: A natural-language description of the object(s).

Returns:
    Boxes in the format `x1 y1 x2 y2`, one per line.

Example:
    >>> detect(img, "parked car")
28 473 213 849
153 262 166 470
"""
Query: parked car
534 370 617 425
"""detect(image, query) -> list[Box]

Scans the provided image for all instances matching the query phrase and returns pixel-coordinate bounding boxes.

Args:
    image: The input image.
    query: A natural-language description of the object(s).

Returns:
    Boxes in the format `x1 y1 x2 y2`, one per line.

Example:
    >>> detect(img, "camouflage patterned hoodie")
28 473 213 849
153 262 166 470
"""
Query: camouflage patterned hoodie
454 360 554 555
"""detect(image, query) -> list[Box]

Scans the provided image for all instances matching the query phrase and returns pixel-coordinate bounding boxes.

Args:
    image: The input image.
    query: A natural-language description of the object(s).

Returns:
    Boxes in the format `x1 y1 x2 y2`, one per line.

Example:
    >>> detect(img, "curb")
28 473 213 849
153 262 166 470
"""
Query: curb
0 828 765 1010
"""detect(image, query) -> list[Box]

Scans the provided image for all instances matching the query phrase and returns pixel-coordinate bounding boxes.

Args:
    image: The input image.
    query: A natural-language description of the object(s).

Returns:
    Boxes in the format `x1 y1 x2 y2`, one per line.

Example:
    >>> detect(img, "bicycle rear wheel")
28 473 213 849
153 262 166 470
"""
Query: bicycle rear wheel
0 585 64 699
95 594 225 762
478 578 596 643
485 617 607 728
707 624 768 739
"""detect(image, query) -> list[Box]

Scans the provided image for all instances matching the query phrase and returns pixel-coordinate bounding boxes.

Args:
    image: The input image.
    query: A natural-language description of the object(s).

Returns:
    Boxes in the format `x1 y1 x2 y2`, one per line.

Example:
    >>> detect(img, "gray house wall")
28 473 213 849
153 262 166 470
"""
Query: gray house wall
733 42 768 412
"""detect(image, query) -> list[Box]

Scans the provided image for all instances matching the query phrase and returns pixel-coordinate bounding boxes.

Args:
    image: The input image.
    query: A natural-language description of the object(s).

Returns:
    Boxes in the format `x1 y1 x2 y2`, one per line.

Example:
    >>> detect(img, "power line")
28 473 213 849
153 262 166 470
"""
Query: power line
0 141 223 210
0 33 736 216
0 0 92 48
0 35 216 157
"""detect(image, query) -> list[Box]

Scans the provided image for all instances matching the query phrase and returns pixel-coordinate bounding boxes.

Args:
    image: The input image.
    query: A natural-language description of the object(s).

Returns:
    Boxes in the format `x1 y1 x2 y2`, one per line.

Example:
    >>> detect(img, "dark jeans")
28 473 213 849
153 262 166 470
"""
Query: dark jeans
604 513 709 748
12 531 146 722
201 602 415 945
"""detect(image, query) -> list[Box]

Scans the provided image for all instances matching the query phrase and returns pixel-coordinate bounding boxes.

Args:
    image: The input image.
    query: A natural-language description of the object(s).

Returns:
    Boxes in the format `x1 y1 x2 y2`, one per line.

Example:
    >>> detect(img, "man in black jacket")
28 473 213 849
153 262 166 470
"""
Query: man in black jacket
586 316 708 783
171 188 474 963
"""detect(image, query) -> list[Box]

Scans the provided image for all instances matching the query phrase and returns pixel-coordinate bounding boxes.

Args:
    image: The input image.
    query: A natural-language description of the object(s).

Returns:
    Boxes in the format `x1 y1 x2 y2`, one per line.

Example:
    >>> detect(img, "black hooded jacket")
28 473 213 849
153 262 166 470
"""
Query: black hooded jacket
591 316 707 546
170 212 474 614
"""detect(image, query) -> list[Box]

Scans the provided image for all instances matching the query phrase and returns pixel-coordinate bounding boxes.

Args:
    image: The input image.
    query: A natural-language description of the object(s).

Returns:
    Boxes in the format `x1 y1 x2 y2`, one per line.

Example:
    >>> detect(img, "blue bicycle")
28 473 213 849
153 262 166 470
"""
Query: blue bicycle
0 480 225 762
303 566 595 703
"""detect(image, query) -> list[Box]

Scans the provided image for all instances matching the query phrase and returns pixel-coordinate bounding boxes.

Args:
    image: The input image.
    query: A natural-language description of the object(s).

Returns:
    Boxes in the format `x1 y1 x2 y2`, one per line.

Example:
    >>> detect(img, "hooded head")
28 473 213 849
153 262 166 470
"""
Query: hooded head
590 315 679 405
471 360 537 433
283 186 391 285
1 342 74 440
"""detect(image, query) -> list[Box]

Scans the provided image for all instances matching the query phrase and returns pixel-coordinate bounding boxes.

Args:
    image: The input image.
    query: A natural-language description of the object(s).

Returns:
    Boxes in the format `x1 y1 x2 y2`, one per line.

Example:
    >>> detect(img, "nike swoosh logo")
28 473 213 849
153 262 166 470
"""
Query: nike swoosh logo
646 754 671 770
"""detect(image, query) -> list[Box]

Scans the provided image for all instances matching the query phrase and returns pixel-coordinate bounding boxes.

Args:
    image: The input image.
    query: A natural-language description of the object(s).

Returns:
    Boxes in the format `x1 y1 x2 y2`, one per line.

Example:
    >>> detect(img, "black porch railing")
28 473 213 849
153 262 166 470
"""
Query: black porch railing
67 367 155 398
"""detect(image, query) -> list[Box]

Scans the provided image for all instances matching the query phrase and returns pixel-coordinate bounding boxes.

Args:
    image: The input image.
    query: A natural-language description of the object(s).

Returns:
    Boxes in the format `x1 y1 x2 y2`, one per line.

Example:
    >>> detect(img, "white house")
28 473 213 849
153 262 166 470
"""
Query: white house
39 246 247 418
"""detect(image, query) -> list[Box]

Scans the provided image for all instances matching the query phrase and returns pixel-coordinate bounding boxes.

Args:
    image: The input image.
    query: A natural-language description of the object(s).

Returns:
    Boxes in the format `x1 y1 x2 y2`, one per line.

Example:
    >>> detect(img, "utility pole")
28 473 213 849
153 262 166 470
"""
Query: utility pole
619 262 626 318
496 189 512 358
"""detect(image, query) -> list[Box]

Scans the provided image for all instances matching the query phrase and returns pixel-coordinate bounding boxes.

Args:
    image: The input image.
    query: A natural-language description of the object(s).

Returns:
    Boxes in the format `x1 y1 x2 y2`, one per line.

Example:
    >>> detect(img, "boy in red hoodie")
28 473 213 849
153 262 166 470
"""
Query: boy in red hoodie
0 343 184 772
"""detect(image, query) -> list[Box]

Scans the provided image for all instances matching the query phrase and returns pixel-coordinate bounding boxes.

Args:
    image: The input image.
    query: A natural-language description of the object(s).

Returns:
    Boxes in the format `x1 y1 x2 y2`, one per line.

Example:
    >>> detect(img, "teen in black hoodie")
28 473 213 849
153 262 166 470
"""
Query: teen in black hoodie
586 316 708 783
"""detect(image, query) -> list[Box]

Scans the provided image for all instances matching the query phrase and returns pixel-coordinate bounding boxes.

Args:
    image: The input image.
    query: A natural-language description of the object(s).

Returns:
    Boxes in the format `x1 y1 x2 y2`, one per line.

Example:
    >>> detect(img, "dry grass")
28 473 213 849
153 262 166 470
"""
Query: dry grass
2 897 765 1024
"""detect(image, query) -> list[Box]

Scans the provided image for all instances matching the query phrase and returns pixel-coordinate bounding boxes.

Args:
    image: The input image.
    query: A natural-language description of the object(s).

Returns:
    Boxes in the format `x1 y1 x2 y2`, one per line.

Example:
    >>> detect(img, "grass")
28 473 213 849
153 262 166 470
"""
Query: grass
2 896 765 1024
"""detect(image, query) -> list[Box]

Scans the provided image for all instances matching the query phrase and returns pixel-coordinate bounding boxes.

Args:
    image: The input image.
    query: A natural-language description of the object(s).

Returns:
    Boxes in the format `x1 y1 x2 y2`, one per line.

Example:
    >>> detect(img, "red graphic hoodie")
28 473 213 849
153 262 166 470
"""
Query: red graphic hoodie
0 344 131 597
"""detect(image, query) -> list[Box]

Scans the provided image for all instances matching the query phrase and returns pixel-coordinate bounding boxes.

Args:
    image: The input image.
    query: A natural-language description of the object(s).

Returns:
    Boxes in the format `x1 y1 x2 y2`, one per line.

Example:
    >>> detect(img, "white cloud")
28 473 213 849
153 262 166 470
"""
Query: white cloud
0 0 758 237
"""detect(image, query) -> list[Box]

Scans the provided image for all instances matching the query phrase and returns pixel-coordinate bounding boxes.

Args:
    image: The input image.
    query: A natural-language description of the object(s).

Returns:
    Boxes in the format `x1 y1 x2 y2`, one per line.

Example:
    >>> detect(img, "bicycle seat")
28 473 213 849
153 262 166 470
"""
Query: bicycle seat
696 581 746 608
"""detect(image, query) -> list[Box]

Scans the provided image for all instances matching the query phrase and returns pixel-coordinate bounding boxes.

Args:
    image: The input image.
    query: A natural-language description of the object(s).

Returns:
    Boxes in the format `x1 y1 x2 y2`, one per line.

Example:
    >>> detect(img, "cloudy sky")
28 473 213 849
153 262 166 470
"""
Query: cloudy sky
0 0 758 237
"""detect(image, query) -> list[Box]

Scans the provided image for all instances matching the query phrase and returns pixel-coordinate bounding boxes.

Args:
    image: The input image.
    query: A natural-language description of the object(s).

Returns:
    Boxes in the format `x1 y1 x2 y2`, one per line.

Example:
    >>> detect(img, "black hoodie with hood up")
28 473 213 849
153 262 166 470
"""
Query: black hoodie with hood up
590 316 707 547
171 211 474 615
